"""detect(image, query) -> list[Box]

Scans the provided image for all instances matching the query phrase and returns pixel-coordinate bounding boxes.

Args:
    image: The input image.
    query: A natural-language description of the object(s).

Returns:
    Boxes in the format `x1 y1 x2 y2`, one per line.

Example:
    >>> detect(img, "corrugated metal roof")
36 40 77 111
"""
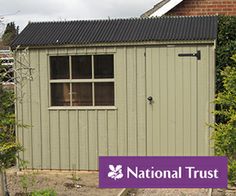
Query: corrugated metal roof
11 16 218 48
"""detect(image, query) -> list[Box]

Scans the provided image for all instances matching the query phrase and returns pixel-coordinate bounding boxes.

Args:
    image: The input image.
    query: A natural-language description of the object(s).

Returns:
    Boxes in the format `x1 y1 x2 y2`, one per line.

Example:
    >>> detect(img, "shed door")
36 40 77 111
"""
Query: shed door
146 46 211 156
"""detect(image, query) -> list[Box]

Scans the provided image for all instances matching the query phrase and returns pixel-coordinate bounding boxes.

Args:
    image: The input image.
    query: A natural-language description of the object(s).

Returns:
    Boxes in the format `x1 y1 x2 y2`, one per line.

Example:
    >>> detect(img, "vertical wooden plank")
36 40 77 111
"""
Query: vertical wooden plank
167 47 176 155
79 110 89 170
15 51 24 163
77 110 80 169
197 46 209 155
182 47 191 156
136 47 147 156
21 49 32 168
88 110 98 170
127 47 137 155
146 47 153 156
116 47 128 156
175 47 184 155
29 49 42 168
97 110 108 156
69 110 79 169
59 110 70 169
159 47 168 155
190 46 198 156
107 110 118 156
151 47 161 155
49 110 60 169
40 49 50 169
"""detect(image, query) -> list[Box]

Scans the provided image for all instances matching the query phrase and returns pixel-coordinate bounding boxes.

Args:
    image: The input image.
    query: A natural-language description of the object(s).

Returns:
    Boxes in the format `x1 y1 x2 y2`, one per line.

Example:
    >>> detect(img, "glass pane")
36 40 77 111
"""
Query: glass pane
94 55 114 78
51 83 70 106
72 83 92 106
50 56 69 79
72 56 92 79
95 82 114 106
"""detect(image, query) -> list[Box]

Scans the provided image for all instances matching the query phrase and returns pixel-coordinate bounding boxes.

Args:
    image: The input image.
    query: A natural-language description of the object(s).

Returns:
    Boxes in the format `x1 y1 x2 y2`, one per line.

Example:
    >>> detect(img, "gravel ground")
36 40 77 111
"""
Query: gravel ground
133 188 210 196
3 168 236 196
5 169 122 196
129 188 236 196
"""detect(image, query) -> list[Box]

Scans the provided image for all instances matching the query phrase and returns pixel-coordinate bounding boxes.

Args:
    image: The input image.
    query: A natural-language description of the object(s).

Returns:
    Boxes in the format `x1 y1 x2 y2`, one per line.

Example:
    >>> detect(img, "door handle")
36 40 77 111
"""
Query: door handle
147 96 153 104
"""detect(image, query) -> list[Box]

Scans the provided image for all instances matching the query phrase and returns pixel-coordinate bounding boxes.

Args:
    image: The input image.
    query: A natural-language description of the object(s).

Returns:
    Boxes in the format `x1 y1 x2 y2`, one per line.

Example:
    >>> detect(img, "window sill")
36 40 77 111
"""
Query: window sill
48 106 117 110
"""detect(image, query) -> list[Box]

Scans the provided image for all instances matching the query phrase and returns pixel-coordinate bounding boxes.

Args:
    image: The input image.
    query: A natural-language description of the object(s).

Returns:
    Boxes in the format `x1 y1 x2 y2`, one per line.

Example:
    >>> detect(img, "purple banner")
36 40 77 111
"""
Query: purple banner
99 156 228 188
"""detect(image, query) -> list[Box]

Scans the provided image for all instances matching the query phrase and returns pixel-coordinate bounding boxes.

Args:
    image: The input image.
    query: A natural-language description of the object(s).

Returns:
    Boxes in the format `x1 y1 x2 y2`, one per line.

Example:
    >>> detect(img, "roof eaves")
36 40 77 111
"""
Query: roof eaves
11 40 216 51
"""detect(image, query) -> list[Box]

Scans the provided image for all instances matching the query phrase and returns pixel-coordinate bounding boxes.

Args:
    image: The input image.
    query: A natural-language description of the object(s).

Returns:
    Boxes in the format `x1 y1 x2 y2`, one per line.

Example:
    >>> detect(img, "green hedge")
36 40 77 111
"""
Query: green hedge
213 16 236 186
216 16 236 93
213 55 236 186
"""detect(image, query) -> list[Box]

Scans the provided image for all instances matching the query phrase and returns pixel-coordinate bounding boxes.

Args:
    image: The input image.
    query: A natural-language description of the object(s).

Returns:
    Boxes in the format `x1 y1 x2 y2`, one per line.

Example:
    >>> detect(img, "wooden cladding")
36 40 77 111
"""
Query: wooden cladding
15 44 215 170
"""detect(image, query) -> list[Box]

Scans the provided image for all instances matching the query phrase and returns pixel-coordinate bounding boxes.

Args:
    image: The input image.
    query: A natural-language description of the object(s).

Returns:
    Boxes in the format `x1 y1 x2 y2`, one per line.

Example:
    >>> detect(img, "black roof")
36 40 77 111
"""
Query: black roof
11 16 218 48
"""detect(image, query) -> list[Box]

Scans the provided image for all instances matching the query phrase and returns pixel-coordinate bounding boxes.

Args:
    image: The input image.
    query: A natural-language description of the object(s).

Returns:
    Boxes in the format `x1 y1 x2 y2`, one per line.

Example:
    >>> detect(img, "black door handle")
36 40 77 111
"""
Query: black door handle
147 96 153 104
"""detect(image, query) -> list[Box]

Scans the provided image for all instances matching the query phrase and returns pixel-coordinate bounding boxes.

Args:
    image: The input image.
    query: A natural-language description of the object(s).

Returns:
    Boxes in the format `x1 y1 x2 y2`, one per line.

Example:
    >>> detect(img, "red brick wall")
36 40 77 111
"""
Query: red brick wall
167 0 236 16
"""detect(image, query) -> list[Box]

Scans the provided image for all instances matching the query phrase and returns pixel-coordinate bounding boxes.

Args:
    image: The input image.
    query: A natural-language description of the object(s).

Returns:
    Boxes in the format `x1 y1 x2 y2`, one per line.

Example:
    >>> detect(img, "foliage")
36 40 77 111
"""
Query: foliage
70 165 80 186
0 85 23 171
216 16 236 93
31 189 57 196
19 172 36 194
0 54 22 195
212 54 236 186
228 159 236 187
1 22 19 46
18 162 35 194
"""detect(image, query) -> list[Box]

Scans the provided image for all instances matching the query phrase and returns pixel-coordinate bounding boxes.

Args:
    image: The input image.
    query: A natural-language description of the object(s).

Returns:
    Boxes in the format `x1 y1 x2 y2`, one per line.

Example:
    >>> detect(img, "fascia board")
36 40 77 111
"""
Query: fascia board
150 0 183 17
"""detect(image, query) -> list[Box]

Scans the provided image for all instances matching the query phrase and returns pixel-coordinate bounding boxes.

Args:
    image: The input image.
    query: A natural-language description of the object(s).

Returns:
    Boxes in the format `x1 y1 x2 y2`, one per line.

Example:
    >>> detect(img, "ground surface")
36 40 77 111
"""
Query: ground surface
4 169 236 196
6 169 121 196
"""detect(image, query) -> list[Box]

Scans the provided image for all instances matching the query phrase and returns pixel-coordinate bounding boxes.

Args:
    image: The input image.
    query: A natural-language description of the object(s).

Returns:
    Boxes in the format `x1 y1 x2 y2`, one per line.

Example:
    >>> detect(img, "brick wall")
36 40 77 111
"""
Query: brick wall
168 0 236 16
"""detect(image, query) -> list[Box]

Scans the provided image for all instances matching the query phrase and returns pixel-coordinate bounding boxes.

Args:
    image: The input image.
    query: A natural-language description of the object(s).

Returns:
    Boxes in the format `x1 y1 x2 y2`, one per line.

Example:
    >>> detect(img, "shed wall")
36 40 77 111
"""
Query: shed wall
15 44 215 170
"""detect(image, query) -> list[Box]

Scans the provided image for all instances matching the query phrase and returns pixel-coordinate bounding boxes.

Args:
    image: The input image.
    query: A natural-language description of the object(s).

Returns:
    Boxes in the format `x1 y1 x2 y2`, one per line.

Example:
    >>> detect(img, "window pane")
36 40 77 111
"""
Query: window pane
72 56 92 79
94 55 114 78
72 83 92 106
51 83 70 106
50 56 69 79
95 82 114 106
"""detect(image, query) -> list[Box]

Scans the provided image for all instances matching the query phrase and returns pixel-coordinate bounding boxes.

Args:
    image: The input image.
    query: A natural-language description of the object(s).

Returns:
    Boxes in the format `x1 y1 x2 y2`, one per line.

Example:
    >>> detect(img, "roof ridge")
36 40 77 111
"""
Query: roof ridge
28 15 217 25
29 17 141 24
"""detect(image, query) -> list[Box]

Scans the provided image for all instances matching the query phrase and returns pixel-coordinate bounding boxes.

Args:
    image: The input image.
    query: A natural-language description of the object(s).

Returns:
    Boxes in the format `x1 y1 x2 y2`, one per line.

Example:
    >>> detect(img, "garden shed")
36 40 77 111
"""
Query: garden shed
11 16 218 170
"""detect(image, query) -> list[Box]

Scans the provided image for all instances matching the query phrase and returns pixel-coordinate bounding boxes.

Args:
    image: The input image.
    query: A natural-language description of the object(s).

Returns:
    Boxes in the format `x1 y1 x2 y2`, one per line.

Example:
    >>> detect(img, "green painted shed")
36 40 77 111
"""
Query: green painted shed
11 16 218 170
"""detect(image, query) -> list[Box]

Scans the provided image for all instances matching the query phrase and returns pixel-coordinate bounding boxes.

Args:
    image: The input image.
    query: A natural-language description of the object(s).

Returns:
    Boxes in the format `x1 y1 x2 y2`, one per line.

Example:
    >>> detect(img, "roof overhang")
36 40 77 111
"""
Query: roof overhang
11 40 216 51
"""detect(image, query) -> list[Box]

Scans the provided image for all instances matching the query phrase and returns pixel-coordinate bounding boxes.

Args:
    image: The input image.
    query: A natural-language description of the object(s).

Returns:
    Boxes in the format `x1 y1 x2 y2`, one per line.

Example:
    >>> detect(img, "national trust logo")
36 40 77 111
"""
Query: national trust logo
108 165 124 180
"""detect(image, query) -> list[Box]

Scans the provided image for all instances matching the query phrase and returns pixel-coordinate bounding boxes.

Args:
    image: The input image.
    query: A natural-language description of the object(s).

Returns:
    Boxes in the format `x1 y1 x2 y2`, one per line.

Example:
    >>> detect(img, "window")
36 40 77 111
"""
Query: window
50 55 114 107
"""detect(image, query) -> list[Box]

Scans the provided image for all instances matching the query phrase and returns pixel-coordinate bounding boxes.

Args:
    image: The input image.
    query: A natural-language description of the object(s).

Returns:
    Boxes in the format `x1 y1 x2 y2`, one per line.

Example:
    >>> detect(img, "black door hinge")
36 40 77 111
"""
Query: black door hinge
178 50 201 60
